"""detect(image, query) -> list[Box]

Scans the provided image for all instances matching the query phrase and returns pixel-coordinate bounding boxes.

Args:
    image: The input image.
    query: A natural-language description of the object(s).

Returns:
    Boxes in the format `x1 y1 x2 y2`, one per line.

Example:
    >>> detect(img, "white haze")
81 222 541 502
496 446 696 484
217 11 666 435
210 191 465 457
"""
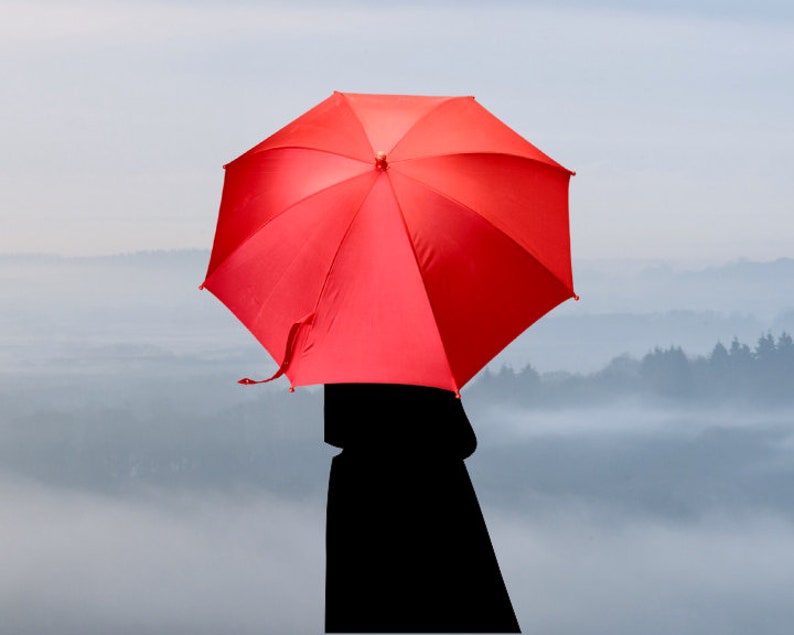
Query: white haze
2 1 793 262
2 252 794 633
3 468 794 634
0 480 325 635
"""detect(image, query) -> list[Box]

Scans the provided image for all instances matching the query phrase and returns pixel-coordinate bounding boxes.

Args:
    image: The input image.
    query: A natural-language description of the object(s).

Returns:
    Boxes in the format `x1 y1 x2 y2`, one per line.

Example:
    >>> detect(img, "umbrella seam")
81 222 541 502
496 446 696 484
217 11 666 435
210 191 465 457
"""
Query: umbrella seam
337 93 378 156
301 175 382 353
204 169 377 284
389 97 572 174
385 175 462 393
229 146 371 169
384 96 464 157
210 175 378 383
339 93 466 157
390 163 576 298
390 151 574 176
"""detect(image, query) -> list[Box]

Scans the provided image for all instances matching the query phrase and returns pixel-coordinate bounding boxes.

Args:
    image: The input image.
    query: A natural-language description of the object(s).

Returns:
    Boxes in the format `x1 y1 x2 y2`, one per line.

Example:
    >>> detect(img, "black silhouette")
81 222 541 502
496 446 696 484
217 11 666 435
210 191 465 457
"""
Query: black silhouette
324 383 520 633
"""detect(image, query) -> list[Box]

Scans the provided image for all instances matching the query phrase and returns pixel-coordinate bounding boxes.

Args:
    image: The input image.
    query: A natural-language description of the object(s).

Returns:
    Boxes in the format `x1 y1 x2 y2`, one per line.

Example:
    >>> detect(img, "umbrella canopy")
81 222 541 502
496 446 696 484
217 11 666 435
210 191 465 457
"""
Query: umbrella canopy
202 91 576 393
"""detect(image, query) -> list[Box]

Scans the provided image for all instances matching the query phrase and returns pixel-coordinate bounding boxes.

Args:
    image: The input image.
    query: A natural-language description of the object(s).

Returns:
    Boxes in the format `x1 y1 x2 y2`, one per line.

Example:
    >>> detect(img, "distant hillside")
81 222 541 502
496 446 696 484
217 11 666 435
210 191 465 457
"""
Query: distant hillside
474 332 794 409
2 250 794 494
562 257 794 318
494 256 794 371
3 250 794 373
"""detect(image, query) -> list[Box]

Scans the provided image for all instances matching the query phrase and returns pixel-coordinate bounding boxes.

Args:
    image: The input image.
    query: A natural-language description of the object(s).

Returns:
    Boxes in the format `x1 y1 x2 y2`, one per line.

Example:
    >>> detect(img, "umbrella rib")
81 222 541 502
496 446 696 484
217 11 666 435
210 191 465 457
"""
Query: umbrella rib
391 151 573 176
306 178 380 322
337 93 377 155
385 176 461 392
230 145 371 168
204 169 375 285
243 175 379 372
387 96 467 156
392 166 576 297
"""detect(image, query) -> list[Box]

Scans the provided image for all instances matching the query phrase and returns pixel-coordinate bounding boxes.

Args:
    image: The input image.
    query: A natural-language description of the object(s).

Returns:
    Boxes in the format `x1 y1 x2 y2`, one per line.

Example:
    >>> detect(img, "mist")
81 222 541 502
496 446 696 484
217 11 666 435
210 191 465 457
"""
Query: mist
0 480 324 635
4 467 794 635
2 251 794 633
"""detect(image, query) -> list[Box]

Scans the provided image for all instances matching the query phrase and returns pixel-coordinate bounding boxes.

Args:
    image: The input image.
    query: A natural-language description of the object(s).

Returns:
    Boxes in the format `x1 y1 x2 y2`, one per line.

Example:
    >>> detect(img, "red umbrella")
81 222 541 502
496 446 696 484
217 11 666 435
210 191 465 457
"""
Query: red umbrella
201 92 577 394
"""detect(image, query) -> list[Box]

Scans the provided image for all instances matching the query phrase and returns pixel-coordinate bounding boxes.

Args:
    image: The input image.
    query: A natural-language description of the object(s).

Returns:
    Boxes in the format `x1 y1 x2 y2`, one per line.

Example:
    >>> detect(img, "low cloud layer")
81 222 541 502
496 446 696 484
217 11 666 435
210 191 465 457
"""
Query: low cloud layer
3 253 794 633
0 480 325 635
494 509 794 635
3 476 794 634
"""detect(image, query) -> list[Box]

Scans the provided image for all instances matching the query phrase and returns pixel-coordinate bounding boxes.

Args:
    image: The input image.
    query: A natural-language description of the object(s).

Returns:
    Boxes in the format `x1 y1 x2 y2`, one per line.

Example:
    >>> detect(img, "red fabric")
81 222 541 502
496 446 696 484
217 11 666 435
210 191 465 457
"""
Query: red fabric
203 92 576 392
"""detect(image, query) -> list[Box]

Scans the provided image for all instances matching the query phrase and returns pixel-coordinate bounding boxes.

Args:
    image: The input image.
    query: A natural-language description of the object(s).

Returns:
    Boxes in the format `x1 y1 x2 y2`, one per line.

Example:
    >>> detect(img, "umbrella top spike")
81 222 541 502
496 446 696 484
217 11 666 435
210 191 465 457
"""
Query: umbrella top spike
375 151 388 171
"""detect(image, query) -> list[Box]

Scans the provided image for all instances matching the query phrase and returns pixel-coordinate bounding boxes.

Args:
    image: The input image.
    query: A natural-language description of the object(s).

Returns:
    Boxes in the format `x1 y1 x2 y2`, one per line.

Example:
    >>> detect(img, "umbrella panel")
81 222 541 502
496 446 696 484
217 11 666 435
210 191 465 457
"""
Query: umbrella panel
392 174 573 387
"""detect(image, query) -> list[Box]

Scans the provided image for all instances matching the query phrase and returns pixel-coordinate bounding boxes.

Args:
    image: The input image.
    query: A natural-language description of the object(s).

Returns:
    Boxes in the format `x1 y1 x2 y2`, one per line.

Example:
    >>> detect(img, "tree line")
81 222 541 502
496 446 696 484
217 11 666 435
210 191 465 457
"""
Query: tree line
471 332 794 407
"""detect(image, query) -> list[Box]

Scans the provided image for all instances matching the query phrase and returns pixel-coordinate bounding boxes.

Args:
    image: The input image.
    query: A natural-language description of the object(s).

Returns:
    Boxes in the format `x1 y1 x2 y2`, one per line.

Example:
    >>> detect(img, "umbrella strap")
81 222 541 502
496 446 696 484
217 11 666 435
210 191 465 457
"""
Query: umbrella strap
237 313 315 389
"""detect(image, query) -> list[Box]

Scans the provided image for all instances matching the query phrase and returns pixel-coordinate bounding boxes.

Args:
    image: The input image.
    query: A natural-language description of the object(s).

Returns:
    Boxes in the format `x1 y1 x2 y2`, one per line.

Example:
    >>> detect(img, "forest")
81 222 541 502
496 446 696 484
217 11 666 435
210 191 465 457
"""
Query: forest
471 332 794 408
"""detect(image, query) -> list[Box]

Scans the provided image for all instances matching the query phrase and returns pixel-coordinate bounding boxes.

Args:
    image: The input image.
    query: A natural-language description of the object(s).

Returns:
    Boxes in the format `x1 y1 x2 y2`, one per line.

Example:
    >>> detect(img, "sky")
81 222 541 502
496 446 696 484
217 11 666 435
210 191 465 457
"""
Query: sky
2 0 793 262
3 5 794 631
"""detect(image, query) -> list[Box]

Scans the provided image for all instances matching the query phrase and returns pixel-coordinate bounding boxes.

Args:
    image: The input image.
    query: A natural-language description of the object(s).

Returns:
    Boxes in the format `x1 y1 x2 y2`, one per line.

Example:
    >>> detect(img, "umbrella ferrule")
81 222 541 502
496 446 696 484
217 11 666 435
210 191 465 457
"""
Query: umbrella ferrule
375 151 388 171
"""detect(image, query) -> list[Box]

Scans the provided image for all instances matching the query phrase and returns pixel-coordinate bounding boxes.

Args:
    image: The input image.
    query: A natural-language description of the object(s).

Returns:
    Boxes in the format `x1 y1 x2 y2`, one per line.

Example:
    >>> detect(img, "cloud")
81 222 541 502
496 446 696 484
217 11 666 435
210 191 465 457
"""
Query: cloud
3 0 793 258
2 474 794 634
0 2 338 47
0 478 325 634
468 404 794 527
492 508 794 635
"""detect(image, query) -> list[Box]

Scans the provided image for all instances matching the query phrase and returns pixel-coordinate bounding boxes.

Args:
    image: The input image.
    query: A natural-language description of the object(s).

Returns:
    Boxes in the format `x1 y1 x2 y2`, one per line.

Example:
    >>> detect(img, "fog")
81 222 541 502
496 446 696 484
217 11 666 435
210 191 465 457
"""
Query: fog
2 251 794 633
4 470 794 635
0 481 324 635
499 509 794 635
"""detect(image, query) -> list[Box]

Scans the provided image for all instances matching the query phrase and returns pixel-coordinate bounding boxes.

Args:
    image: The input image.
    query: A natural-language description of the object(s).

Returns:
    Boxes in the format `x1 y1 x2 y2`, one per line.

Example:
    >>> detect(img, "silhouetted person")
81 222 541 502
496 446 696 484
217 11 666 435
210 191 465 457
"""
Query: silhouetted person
324 383 520 633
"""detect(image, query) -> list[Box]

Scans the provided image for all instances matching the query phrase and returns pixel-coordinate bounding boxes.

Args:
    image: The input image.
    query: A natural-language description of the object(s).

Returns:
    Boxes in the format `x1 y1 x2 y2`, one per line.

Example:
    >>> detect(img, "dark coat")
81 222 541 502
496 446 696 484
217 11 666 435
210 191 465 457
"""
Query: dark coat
324 383 520 633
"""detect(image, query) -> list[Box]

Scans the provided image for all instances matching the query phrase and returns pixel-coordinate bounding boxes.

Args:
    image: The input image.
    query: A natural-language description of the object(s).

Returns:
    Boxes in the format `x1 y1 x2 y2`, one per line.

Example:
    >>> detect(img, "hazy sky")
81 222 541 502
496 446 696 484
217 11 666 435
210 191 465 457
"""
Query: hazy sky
2 0 793 261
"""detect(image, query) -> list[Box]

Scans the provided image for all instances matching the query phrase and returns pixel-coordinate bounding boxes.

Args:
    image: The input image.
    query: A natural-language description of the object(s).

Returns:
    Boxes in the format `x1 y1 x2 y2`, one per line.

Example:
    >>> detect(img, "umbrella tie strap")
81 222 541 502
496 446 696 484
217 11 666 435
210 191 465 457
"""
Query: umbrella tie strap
238 313 315 388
